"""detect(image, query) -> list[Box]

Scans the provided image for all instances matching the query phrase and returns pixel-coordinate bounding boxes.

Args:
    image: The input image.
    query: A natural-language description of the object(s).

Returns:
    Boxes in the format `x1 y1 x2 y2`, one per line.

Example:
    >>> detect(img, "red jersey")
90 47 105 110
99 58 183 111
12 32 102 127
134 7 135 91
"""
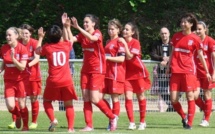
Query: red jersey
105 38 126 82
194 36 215 78
1 43 28 81
38 40 73 88
76 29 106 74
170 32 202 74
23 38 41 81
125 38 149 80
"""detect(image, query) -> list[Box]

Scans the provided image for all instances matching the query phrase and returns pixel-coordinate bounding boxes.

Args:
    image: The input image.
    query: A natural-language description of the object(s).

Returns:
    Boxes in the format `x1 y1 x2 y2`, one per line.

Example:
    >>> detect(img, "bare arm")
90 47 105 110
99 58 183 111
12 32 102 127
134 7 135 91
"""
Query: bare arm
198 49 211 81
62 13 69 41
71 17 98 42
28 52 40 67
106 56 125 63
35 27 45 55
118 37 134 60
11 48 27 71
166 46 174 74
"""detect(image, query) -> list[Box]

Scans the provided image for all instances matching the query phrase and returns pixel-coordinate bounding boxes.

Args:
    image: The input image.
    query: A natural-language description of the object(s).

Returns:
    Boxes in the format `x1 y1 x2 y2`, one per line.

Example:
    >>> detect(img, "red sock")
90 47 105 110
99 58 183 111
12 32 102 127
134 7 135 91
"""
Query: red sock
43 101 55 122
31 101 39 123
187 100 195 126
20 107 29 128
125 99 134 123
96 100 115 119
83 101 93 128
12 100 19 121
139 99 146 123
9 105 21 117
172 102 186 119
66 105 75 129
204 99 212 121
112 101 120 116
12 114 16 122
195 97 205 110
103 99 111 109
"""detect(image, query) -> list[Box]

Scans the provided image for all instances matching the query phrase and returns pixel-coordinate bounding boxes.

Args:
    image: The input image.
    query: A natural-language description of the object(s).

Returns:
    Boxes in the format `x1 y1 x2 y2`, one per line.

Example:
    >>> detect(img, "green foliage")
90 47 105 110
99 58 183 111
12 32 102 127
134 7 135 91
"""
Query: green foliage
129 0 146 12
1 0 215 59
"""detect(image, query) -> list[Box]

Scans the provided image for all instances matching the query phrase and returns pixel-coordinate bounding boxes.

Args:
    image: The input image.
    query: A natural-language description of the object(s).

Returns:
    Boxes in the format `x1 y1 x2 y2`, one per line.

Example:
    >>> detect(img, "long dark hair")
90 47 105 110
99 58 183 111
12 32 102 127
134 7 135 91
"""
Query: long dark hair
126 22 139 40
179 13 198 32
85 14 100 29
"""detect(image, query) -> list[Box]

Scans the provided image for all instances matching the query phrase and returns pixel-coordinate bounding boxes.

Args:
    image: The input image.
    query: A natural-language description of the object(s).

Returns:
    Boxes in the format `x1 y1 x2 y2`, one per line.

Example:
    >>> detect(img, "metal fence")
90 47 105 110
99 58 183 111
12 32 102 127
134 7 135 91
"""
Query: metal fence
0 59 213 112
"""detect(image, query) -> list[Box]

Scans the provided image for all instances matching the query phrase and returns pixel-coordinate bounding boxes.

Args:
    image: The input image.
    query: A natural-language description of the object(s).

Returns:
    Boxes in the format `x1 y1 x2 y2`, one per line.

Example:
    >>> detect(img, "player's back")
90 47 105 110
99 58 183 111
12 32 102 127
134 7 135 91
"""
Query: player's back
42 41 72 87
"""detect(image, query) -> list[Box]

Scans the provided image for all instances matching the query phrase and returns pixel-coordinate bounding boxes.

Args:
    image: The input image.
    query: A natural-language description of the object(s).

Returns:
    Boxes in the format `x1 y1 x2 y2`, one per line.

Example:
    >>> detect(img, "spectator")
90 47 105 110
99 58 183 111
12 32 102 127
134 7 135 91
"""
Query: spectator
150 27 174 112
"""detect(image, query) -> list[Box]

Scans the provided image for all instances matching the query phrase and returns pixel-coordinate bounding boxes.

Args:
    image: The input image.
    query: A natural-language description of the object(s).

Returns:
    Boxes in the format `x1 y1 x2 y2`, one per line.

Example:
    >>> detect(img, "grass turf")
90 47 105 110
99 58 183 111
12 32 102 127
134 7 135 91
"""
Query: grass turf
0 111 215 134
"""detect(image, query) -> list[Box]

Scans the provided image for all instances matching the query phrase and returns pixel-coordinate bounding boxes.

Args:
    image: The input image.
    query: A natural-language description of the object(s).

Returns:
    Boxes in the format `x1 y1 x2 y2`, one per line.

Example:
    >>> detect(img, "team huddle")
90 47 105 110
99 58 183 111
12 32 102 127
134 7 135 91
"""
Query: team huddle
0 12 214 132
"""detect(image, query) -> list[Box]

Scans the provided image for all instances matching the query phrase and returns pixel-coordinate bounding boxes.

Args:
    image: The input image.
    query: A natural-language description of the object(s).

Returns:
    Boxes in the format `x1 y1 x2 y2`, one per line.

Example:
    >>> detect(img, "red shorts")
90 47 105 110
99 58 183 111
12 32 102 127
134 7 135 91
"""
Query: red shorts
124 78 151 94
196 77 215 89
4 79 26 98
43 84 78 101
170 73 197 92
102 79 124 94
25 80 42 96
81 73 105 90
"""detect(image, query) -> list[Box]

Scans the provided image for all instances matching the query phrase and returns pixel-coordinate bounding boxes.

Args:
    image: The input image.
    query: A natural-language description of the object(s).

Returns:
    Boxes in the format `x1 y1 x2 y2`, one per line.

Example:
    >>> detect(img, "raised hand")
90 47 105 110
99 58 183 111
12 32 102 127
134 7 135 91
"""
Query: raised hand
38 27 45 38
62 12 68 25
206 72 212 82
64 18 71 28
10 47 15 59
71 17 79 29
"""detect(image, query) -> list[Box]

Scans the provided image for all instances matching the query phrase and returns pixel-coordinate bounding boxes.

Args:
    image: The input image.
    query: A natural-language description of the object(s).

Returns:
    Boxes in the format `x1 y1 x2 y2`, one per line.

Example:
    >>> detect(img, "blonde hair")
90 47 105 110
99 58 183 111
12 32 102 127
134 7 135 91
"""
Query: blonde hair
108 19 123 36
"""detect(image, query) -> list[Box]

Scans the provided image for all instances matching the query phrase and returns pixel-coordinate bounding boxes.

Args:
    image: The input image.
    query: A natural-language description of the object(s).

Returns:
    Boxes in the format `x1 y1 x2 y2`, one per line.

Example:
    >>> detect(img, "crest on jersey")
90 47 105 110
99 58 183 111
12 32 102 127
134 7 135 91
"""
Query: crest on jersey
203 44 208 51
188 40 193 46
16 54 20 60
30 46 33 52
109 44 114 49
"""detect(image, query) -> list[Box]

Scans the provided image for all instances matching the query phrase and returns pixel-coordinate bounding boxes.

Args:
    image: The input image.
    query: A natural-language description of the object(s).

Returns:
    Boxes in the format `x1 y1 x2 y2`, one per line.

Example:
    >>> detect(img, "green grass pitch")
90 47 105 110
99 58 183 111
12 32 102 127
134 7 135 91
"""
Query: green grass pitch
0 111 215 134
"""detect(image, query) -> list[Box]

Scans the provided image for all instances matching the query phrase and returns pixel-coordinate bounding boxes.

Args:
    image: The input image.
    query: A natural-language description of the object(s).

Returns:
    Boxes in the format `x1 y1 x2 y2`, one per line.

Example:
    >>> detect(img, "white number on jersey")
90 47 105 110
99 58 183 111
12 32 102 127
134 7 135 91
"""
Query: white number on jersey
53 51 66 66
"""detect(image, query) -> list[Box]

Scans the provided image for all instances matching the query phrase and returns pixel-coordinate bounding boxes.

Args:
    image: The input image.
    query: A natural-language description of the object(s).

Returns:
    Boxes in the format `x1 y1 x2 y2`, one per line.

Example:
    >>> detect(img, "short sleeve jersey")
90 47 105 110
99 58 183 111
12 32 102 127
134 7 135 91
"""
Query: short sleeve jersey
170 32 202 74
38 41 73 88
194 36 215 78
104 38 126 82
125 38 149 80
1 43 28 81
23 38 41 81
76 29 106 74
